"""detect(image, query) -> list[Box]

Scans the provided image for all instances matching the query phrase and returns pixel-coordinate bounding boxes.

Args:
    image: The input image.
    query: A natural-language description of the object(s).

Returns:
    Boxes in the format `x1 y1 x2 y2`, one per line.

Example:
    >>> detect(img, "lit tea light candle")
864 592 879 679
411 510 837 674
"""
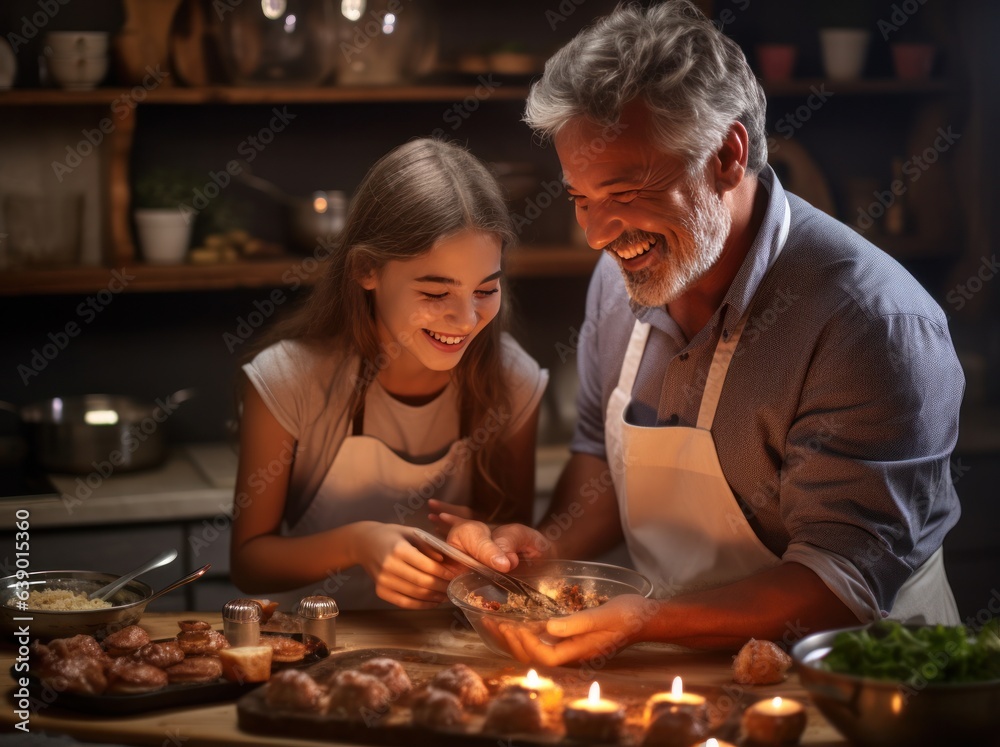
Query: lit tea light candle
502 669 564 712
741 696 807 746
693 740 738 747
642 676 710 746
644 676 708 724
563 682 625 742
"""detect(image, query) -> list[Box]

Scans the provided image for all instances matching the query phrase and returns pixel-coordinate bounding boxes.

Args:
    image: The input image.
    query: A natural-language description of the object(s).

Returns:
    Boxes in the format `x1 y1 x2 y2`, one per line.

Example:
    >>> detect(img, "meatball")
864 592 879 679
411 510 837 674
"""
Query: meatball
410 687 464 729
358 657 412 699
430 663 489 710
326 670 393 721
265 669 326 713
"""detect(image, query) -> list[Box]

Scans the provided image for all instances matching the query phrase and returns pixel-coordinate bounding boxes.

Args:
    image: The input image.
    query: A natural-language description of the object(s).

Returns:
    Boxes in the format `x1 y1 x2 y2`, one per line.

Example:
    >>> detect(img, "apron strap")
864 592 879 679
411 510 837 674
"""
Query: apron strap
616 320 652 402
352 403 365 436
696 197 791 430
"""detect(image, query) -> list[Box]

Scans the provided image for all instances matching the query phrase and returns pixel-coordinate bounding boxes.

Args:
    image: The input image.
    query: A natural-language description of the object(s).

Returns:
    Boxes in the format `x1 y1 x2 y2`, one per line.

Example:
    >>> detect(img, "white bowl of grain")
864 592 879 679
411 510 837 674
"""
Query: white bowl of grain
1 570 154 641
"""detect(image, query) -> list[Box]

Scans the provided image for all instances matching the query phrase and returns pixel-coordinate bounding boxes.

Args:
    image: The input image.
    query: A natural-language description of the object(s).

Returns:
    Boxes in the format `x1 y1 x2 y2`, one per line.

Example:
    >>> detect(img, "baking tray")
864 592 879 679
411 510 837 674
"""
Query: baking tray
20 631 328 715
237 647 757 745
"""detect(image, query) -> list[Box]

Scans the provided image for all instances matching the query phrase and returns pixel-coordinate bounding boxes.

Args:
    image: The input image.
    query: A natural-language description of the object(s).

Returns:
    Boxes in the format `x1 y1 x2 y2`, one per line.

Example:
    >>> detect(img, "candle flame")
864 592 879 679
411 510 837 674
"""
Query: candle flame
588 681 601 702
772 696 782 708
706 740 719 747
526 670 539 686
671 676 683 698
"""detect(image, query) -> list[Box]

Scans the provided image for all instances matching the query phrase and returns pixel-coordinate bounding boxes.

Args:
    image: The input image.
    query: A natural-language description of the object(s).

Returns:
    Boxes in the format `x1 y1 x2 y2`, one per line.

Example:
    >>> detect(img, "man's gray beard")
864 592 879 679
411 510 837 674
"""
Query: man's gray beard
622 179 732 308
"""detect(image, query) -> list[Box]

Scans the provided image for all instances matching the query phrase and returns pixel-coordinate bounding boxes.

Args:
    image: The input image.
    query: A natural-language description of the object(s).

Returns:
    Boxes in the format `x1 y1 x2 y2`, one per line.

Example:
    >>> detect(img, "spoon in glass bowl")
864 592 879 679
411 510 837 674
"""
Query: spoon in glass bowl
88 548 178 602
412 529 565 615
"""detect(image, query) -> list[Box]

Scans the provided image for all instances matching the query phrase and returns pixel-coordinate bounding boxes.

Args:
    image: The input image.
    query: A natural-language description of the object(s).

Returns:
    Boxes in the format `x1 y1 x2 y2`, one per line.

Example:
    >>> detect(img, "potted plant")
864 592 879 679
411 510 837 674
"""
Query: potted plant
132 169 199 264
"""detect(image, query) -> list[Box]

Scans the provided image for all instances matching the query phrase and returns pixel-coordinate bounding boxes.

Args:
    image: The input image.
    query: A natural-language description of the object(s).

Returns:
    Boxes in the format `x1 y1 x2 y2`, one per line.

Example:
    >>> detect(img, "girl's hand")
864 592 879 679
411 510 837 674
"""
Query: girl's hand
353 522 456 609
427 498 479 537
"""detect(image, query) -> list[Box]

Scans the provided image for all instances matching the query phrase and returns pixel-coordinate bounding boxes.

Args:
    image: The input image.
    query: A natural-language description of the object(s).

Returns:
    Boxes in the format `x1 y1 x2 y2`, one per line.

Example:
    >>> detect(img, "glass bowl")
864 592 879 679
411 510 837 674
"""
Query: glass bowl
792 625 1000 747
446 558 652 659
1 570 154 641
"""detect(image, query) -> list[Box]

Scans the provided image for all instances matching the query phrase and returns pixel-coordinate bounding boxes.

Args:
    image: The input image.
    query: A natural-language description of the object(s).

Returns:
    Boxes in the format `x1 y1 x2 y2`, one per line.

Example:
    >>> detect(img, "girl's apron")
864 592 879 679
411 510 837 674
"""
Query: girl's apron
605 198 957 623
273 400 471 610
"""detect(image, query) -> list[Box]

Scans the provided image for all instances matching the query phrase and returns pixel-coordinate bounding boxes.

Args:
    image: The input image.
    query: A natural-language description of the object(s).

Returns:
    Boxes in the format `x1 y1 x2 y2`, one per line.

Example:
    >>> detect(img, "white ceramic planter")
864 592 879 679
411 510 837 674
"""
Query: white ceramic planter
819 28 871 81
134 208 193 264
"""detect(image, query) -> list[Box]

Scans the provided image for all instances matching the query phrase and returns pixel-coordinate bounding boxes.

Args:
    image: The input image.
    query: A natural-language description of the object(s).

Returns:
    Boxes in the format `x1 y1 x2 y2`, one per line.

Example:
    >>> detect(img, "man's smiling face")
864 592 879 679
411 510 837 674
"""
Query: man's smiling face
555 101 733 307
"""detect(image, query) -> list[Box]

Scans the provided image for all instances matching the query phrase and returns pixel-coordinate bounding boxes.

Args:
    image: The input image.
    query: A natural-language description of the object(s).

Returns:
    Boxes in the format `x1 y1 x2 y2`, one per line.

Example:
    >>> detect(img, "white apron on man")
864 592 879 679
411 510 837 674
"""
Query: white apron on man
605 198 958 623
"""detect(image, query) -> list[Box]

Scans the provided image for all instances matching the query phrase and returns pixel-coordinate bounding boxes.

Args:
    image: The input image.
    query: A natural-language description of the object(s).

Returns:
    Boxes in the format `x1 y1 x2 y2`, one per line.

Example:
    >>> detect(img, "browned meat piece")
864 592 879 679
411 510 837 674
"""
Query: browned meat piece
103 625 151 657
265 669 327 713
430 663 489 710
177 619 213 632
326 670 393 720
732 638 792 685
133 640 185 669
106 659 169 694
165 655 223 684
177 628 229 656
410 687 464 729
39 655 108 696
358 657 412 698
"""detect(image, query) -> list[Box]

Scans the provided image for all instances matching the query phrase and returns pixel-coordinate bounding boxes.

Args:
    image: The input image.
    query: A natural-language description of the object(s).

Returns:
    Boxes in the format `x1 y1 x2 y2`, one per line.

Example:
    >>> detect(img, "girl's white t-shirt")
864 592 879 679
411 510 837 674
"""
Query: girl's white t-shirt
242 333 548 527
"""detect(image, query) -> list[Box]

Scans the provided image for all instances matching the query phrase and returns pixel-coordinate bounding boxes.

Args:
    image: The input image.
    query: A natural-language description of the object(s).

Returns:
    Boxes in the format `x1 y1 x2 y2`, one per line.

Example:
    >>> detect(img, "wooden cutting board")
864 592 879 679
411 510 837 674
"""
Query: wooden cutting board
237 646 756 746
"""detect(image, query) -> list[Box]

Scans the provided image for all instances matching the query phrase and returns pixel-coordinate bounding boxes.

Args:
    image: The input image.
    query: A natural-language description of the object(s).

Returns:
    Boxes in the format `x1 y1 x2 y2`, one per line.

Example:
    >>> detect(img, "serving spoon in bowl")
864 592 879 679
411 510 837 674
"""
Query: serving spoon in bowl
88 548 178 602
412 528 565 615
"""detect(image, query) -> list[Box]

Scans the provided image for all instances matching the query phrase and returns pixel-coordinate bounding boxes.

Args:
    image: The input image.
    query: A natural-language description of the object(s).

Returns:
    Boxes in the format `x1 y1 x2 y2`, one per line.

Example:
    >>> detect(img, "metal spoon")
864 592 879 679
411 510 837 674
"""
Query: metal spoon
412 528 565 615
88 548 178 601
143 563 211 605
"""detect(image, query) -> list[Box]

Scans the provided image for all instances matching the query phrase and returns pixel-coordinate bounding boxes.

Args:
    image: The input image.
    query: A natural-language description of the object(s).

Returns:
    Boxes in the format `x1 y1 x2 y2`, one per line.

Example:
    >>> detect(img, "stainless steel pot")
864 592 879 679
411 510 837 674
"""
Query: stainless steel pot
1 389 194 474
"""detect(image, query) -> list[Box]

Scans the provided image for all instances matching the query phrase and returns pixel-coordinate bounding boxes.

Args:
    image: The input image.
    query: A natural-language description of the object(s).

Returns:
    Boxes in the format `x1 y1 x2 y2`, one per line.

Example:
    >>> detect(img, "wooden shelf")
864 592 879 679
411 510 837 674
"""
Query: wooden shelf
0 79 953 106
762 77 955 97
0 85 532 106
0 246 599 296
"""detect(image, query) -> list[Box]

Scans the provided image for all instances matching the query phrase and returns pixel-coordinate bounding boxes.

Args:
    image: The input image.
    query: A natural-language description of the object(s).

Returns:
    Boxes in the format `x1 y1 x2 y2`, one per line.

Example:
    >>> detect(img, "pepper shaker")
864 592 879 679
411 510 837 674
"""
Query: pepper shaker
296 595 339 649
222 598 261 647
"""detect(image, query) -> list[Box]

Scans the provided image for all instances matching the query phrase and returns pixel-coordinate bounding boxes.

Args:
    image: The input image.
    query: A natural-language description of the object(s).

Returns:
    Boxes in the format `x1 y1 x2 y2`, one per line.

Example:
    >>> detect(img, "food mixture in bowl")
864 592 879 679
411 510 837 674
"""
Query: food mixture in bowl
467 583 608 617
21 589 112 611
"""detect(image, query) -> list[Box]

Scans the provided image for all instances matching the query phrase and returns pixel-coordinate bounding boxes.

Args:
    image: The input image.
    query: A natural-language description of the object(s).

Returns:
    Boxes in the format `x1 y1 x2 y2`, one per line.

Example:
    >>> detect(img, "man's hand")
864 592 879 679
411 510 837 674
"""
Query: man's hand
496 595 657 665
441 517 553 572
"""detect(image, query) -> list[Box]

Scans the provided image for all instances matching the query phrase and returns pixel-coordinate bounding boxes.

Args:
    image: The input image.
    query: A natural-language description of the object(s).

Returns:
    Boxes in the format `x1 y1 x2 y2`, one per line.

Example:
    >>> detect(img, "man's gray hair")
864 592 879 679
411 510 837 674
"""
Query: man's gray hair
525 0 768 174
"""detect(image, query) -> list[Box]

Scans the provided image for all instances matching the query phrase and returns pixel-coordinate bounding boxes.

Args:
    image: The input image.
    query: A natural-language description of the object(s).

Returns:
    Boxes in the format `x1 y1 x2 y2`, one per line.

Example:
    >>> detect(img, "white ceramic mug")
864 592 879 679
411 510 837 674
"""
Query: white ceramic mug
819 28 871 81
44 31 109 58
46 55 109 90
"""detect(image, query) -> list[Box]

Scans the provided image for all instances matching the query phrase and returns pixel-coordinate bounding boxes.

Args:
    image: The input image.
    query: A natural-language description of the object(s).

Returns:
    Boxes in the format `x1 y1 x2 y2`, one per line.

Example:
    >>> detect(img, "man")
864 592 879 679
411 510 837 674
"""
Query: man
441 0 964 665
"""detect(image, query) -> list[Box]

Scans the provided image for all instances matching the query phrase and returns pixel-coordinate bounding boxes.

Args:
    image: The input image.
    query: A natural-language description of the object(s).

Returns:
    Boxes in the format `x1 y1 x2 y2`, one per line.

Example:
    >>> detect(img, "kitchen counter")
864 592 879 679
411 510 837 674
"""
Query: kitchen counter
1 609 848 746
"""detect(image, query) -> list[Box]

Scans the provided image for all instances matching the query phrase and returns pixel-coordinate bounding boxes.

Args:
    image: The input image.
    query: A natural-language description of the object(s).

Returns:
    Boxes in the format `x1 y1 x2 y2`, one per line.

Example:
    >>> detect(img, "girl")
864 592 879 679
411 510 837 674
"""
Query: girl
230 139 548 610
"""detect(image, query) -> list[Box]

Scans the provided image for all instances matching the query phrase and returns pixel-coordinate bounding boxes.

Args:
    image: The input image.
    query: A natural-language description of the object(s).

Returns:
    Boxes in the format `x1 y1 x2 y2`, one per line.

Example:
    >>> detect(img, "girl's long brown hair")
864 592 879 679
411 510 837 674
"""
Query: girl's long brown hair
249 138 520 520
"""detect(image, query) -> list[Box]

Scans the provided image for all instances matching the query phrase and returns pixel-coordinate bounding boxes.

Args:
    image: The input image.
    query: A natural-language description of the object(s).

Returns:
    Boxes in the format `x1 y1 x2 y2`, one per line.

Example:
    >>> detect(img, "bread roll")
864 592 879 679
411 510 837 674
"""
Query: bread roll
218 645 273 683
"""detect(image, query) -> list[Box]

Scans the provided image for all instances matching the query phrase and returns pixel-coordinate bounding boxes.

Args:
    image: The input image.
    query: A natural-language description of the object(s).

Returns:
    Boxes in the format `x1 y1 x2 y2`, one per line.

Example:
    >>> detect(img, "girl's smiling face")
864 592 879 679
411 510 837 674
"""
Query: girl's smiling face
361 228 503 378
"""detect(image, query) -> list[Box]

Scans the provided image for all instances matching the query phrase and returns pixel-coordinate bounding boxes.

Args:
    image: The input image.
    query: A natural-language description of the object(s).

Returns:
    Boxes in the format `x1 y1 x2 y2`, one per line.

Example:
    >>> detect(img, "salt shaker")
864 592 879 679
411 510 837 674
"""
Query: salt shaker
222 598 261 647
296 595 339 649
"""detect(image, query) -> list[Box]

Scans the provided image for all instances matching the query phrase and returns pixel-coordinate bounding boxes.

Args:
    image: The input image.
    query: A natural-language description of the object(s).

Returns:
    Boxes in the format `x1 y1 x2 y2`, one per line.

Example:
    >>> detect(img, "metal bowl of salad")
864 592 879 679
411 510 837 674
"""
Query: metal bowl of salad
792 620 1000 747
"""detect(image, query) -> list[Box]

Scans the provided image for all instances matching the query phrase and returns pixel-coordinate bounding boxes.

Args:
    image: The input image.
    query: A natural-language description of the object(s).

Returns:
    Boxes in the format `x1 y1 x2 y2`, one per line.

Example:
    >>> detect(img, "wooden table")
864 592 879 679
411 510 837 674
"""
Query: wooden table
1 610 848 746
